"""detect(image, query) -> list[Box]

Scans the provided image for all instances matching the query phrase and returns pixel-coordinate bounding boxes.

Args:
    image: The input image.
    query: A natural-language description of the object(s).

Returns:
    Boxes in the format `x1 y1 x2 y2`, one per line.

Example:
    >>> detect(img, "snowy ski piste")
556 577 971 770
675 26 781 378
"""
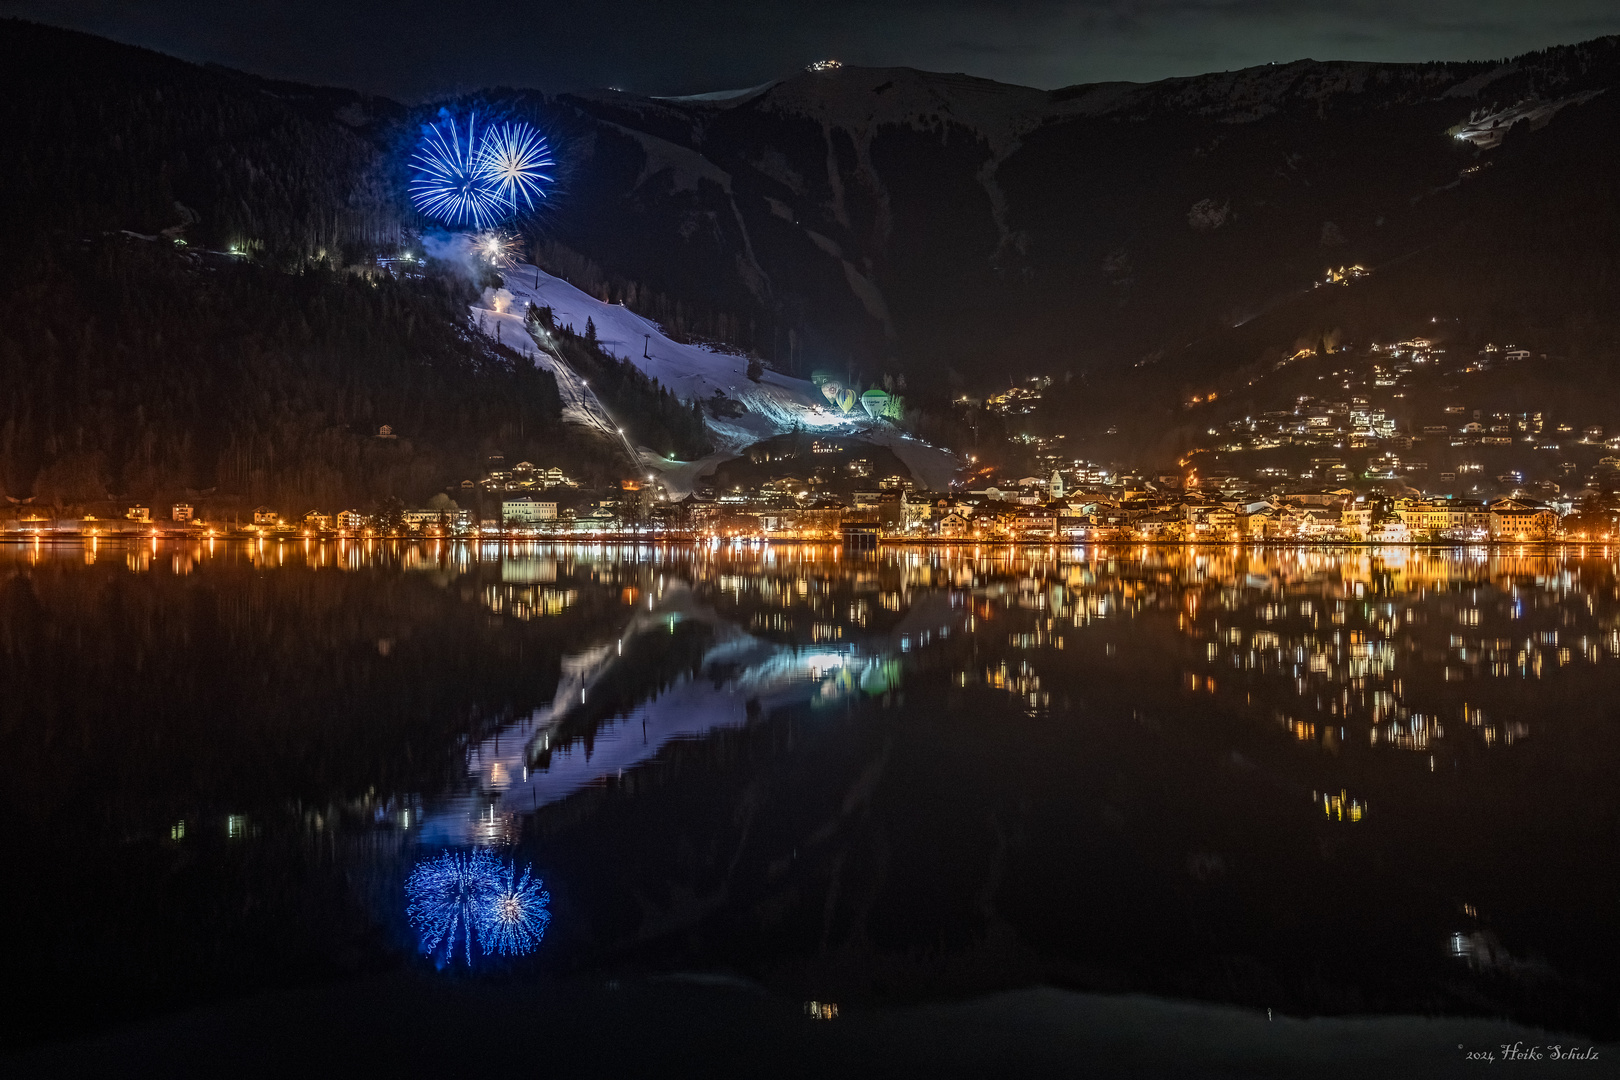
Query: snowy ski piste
442 243 962 496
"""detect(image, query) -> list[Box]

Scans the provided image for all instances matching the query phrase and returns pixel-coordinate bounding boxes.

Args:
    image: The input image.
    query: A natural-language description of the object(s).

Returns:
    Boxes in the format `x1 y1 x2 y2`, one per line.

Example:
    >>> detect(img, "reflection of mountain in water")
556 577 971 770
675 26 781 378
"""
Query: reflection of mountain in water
12 539 1620 1045
417 581 962 846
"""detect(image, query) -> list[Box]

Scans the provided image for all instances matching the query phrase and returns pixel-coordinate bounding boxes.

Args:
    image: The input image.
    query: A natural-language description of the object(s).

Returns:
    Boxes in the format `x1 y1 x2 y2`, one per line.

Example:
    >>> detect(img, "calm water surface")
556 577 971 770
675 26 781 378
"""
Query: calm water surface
5 538 1620 1045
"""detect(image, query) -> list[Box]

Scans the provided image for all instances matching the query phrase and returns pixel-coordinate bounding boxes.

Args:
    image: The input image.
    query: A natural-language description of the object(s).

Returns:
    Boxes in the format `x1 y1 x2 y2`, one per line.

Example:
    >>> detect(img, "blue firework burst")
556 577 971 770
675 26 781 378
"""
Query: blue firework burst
478 862 553 956
405 848 501 964
409 113 553 228
409 114 497 228
476 122 553 217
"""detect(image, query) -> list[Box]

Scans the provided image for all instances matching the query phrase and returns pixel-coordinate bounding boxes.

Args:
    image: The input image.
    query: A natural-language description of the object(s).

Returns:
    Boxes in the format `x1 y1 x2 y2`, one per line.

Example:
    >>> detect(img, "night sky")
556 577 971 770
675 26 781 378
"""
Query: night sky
6 0 1620 100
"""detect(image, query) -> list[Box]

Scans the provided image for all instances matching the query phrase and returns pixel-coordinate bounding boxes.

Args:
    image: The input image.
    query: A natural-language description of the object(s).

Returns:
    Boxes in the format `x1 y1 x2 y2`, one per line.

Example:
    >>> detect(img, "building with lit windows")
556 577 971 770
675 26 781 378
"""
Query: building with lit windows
502 498 557 525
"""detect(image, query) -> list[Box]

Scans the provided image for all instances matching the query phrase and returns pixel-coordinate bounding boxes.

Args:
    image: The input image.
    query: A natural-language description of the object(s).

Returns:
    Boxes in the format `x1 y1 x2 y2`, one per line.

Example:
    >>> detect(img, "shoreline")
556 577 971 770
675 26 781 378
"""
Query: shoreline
0 531 1584 549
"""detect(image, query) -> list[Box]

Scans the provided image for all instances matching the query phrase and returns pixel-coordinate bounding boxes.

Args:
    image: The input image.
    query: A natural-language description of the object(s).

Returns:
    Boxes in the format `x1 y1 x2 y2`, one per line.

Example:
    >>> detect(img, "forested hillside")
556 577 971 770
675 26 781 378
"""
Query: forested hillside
0 238 574 516
0 20 619 516
1036 83 1620 464
0 19 403 261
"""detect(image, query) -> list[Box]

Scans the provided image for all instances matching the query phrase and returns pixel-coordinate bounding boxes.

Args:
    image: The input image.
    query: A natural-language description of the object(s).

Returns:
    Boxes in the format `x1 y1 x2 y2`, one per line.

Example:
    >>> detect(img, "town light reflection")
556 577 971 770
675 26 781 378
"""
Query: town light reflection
7 537 1611 843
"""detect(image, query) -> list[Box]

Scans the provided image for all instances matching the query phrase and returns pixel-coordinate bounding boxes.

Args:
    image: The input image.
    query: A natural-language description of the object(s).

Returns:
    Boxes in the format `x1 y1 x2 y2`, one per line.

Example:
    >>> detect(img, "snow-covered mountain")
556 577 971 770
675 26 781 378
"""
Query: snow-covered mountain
11 18 1620 488
529 38 1620 399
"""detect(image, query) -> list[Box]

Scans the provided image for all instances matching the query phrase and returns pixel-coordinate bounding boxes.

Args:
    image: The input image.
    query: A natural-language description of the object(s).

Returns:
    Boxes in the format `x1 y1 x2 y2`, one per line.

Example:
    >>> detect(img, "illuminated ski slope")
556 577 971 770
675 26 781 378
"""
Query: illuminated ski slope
499 262 839 440
467 258 962 493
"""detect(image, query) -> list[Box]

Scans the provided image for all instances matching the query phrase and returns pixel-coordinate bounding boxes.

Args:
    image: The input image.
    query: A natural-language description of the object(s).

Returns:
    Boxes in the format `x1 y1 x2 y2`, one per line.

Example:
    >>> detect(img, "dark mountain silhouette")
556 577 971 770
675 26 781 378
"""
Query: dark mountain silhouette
528 45 1620 401
3 17 1619 487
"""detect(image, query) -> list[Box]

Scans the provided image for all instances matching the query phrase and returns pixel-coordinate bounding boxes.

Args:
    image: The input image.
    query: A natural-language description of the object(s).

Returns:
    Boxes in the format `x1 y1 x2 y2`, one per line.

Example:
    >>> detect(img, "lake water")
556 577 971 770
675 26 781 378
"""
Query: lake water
5 538 1620 1051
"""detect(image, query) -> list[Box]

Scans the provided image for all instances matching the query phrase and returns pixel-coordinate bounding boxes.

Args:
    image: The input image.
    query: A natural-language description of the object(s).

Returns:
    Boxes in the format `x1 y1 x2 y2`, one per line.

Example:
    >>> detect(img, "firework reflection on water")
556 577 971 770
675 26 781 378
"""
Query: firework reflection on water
480 862 552 956
405 849 551 964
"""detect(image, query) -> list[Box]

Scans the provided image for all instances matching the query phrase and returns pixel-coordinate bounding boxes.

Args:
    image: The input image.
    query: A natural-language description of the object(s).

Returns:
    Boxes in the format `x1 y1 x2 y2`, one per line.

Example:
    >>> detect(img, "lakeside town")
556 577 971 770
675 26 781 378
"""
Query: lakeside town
0 445 1593 544
12 332 1620 547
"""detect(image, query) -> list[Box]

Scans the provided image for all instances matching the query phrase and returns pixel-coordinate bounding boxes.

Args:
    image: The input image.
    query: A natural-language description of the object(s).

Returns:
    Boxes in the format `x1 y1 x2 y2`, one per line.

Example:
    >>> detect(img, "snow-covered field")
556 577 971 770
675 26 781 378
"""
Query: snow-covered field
456 250 961 495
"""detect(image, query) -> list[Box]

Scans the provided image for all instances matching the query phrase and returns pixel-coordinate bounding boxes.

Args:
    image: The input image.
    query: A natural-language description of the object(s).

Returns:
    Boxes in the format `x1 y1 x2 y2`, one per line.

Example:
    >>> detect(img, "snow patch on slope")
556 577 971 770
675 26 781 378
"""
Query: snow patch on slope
501 262 835 440
654 80 778 105
761 66 1046 157
607 120 735 195
467 256 962 495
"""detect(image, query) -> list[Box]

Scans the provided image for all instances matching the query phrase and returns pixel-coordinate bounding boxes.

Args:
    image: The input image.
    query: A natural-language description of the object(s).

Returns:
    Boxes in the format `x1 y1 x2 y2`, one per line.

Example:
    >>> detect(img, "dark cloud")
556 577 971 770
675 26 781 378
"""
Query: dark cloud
4 0 1618 99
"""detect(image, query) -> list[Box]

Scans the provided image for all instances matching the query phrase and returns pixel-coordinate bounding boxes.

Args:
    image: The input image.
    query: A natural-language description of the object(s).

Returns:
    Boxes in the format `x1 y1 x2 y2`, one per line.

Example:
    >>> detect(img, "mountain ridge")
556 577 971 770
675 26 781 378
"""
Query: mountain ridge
530 37 1620 403
4 18 1620 483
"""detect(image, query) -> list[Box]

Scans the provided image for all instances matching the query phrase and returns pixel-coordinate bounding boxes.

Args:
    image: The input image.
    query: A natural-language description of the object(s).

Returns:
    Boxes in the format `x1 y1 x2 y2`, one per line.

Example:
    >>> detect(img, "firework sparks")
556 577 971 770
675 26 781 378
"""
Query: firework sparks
478 862 553 955
405 849 501 964
410 113 553 229
410 115 498 229
476 230 521 269
405 849 552 963
476 121 553 217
